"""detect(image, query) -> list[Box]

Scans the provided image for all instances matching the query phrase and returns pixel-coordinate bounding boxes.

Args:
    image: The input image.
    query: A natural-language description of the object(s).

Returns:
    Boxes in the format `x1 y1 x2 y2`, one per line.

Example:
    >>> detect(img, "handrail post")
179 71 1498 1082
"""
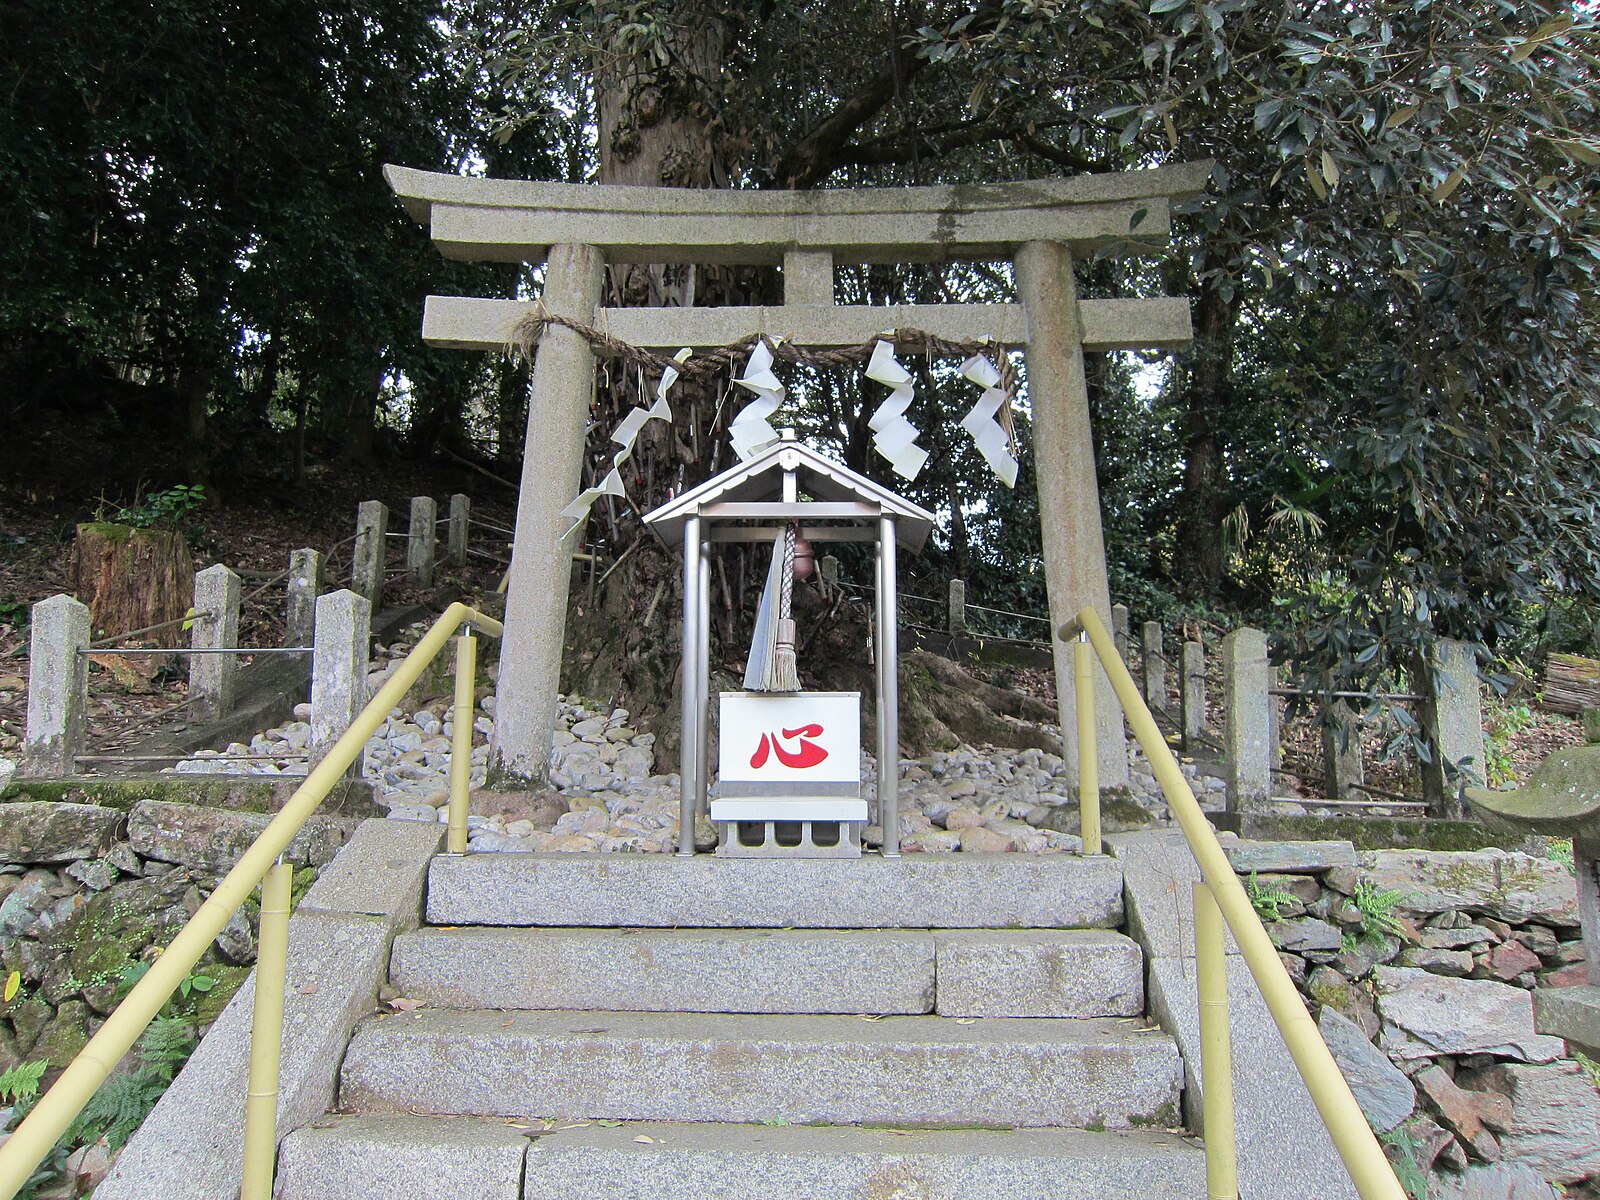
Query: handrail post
240 860 292 1200
1069 606 1406 1200
1075 632 1101 855
0 602 506 1200
1195 882 1240 1200
447 629 478 855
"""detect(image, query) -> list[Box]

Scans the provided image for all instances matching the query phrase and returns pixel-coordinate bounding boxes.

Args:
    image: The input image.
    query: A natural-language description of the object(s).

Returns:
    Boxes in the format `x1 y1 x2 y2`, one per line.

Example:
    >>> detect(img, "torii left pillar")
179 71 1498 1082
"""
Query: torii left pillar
490 243 604 783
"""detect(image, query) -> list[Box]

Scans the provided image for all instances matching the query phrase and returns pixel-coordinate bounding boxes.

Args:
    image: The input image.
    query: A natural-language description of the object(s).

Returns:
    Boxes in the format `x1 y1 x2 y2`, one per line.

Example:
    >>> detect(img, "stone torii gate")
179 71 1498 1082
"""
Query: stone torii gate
387 161 1211 791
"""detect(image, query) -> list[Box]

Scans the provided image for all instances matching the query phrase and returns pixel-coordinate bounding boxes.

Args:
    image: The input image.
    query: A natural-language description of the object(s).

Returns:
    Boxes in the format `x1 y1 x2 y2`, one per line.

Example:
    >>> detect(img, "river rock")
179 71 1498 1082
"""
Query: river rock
0 803 123 865
1372 966 1566 1063
1363 850 1578 926
903 830 962 853
1457 1060 1600 1184
958 826 1014 853
1316 1006 1415 1132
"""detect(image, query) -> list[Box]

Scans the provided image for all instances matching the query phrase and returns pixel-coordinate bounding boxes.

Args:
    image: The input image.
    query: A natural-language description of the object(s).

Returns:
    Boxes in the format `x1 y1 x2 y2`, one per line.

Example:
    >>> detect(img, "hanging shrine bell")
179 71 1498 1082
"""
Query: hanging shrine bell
643 433 934 858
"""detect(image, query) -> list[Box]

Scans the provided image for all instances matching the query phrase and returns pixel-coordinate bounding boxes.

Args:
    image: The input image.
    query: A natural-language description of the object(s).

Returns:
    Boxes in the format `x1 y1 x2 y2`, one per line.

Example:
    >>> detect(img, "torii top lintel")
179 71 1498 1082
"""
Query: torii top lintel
384 161 1211 267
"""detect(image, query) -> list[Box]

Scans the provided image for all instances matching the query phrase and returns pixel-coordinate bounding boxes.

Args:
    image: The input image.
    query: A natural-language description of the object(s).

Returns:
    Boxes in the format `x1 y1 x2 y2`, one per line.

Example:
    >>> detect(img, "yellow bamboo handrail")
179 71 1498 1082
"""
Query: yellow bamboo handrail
1063 606 1405 1200
0 601 503 1200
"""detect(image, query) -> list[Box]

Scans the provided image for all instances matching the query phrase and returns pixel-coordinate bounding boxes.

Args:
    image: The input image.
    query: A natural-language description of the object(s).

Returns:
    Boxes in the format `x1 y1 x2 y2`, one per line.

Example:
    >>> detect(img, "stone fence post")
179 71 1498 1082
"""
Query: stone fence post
189 565 240 721
1181 640 1206 753
21 595 91 777
286 548 322 648
1111 603 1130 661
948 579 966 633
311 589 371 781
408 496 437 587
1420 638 1485 818
1142 620 1167 714
1223 626 1271 813
1321 699 1364 800
351 500 388 608
447 494 470 566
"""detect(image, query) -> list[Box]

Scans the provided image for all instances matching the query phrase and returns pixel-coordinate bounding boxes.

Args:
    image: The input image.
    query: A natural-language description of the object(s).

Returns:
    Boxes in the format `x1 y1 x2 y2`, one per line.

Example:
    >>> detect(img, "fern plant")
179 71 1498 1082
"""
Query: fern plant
1352 880 1410 948
64 1017 196 1153
1379 1126 1429 1200
1245 872 1298 922
0 1061 47 1107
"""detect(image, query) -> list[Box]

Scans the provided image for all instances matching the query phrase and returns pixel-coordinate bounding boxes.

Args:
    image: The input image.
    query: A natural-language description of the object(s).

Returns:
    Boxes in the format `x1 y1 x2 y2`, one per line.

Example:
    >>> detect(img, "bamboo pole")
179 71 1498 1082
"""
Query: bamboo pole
0 602 503 1200
1074 634 1101 854
1196 882 1240 1200
447 631 478 855
1060 607 1405 1200
240 862 292 1200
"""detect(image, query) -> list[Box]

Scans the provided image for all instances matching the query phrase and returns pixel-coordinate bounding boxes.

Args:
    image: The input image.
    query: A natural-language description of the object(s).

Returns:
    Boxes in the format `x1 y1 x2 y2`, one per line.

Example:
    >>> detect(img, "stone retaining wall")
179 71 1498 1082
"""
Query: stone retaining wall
0 797 354 1076
1243 844 1598 1197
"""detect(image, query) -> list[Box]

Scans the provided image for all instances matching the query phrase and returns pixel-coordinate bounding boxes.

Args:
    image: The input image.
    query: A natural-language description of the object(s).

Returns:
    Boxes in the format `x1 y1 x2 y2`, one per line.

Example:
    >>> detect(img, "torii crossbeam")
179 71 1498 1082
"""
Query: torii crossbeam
387 161 1211 789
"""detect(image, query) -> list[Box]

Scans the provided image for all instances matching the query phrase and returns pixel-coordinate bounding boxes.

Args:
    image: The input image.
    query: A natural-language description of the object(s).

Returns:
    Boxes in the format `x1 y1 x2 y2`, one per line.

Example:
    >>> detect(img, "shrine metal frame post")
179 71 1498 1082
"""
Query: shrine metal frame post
387 161 1210 792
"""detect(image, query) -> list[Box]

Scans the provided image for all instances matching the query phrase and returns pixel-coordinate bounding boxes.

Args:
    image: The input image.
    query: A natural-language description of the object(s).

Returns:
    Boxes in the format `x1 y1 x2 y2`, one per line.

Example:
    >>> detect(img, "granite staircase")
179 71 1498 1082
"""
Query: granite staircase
275 853 1206 1200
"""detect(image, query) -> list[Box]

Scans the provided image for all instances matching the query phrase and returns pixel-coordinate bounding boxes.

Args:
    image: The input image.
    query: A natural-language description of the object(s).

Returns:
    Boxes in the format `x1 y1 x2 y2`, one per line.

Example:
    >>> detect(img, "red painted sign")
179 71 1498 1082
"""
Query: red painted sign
749 724 830 770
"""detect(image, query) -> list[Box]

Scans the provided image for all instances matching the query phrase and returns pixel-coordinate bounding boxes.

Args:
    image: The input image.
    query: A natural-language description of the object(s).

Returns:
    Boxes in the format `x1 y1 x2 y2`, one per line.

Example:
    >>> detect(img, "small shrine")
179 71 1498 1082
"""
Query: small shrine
644 433 934 859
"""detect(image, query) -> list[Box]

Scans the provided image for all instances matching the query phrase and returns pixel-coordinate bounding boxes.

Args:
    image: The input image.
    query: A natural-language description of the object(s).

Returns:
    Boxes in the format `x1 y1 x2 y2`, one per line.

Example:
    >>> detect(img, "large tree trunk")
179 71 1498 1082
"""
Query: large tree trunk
1173 279 1238 597
558 3 746 766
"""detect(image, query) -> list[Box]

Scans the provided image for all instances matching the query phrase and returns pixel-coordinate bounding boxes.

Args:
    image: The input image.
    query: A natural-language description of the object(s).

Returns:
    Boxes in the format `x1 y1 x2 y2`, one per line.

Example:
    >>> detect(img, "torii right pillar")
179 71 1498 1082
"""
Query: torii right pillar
1016 241 1129 790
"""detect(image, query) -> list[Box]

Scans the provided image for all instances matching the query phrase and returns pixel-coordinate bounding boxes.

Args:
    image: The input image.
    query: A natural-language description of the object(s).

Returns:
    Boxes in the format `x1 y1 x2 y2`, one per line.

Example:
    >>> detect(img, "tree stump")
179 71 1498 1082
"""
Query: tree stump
71 524 194 680
1544 653 1600 715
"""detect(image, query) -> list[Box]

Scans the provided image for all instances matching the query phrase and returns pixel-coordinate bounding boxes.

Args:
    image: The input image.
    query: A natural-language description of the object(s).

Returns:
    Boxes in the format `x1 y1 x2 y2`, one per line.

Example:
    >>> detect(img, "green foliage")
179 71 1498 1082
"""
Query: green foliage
1244 872 1297 922
0 594 26 632
113 484 206 532
115 959 213 1018
1352 880 1409 948
1484 699 1536 787
1 1020 198 1199
1379 1125 1430 1200
0 1061 48 1106
1544 837 1576 874
1576 1050 1600 1092
64 1017 196 1153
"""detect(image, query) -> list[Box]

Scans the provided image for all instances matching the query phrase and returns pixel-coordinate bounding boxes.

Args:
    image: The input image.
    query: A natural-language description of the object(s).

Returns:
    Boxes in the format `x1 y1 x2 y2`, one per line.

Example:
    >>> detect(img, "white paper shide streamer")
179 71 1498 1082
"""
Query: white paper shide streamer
560 348 692 538
729 340 785 460
958 353 1019 488
864 340 928 481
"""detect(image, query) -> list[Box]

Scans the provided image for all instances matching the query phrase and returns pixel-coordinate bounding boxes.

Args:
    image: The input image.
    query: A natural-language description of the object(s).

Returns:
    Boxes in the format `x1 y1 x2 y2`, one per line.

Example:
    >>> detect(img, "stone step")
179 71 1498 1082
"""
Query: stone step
339 1010 1183 1130
390 927 937 1014
278 1115 526 1200
425 851 1124 929
388 927 1144 1018
279 1114 1208 1200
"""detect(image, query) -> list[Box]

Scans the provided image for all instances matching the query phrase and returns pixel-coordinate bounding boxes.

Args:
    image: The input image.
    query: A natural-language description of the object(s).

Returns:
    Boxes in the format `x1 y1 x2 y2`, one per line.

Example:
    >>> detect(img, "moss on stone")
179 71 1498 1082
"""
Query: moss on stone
1308 974 1357 1012
0 777 281 814
1223 814 1522 852
191 964 251 1026
32 999 91 1068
